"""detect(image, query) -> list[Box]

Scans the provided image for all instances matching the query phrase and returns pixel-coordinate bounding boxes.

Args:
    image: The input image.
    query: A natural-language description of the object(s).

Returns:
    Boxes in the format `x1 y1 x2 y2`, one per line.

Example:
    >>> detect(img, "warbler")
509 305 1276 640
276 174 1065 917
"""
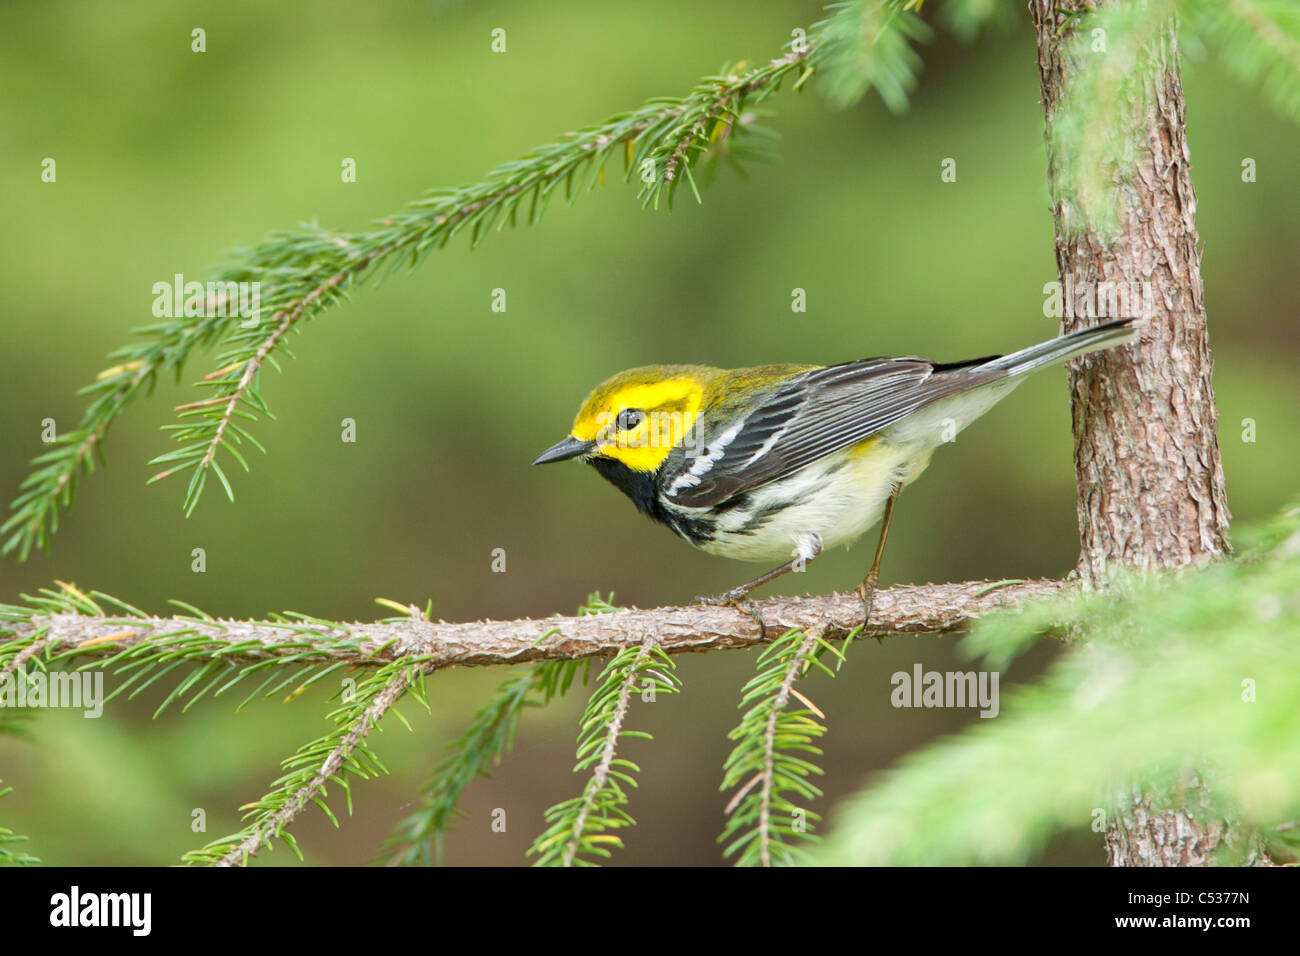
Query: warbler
534 318 1138 620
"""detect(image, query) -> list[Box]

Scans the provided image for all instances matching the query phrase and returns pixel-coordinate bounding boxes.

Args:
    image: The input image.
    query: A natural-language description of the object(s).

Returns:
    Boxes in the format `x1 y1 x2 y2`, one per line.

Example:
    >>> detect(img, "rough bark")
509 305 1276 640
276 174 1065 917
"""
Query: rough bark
1102 790 1271 867
1030 0 1240 866
1032 0 1231 585
1103 796 1225 868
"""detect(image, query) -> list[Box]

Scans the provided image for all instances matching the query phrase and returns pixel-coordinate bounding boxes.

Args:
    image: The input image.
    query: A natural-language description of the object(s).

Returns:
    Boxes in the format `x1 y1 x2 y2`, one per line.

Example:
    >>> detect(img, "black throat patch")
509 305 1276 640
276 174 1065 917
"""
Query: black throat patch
588 457 663 523
587 456 716 547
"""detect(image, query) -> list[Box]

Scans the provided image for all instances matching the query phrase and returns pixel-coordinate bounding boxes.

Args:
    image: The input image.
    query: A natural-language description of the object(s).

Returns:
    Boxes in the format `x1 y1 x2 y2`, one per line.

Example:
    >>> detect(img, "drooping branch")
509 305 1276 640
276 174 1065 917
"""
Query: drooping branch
558 642 652 867
757 626 825 868
212 665 415 868
3 1 957 560
2 41 815 559
7 580 1060 674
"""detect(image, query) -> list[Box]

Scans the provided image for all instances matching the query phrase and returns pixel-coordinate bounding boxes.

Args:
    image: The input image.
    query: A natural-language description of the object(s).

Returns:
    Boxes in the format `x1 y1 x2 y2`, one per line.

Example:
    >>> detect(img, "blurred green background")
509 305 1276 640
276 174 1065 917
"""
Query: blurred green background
1 0 1296 866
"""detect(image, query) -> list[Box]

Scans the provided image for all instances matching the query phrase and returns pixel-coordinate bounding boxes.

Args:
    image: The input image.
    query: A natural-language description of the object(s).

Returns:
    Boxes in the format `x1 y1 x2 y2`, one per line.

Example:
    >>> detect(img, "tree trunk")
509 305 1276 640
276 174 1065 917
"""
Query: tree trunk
1029 0 1243 866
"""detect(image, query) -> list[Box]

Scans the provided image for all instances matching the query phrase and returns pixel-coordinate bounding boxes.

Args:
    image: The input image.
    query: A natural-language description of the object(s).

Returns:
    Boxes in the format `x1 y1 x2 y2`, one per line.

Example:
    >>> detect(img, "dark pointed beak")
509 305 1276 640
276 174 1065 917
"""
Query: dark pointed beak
532 435 596 465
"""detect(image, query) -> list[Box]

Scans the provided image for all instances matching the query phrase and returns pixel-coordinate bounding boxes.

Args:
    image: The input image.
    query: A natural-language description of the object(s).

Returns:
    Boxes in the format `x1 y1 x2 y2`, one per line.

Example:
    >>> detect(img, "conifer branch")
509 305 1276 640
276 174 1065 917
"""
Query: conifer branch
378 654 595 866
2 31 816 558
0 634 55 685
1184 0 1300 121
0 781 39 866
757 629 826 866
2 0 987 559
720 624 845 866
818 509 1300 866
378 670 540 866
378 595 609 865
528 638 680 866
558 646 654 867
186 659 423 866
5 579 1043 866
813 0 933 110
4 580 1059 676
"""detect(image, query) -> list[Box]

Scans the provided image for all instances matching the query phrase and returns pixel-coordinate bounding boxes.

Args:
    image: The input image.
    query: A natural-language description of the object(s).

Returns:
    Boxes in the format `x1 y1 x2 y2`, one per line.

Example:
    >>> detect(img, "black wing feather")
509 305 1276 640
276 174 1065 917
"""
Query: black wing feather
666 356 1004 509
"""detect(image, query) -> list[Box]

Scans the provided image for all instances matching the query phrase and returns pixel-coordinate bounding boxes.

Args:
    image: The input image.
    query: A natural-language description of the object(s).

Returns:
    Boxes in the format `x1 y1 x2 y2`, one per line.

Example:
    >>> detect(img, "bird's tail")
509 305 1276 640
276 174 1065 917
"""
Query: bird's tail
981 318 1140 376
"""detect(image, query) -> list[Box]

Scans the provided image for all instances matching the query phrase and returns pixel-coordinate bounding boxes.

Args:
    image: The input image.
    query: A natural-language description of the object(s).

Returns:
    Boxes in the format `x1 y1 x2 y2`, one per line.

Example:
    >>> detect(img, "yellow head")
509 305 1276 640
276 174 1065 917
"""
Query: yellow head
533 365 717 473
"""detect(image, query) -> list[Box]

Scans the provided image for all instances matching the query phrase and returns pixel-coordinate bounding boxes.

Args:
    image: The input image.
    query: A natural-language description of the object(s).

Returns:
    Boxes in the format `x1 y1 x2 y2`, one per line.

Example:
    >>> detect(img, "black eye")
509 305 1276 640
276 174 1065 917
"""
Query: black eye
616 408 645 431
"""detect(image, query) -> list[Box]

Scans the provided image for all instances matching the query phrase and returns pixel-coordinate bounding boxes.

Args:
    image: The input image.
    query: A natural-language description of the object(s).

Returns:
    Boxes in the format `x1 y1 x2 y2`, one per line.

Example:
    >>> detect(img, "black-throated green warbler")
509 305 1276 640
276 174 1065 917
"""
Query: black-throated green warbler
534 318 1138 620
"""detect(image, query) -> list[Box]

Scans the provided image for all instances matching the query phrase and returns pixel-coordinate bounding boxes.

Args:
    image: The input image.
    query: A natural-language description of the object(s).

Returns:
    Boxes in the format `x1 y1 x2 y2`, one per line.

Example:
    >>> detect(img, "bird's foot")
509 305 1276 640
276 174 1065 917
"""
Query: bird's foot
692 589 768 640
857 578 883 644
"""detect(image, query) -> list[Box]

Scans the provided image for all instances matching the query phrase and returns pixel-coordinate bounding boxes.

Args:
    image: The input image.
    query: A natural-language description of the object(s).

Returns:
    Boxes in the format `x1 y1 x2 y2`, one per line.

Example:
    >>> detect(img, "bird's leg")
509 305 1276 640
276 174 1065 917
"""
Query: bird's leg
858 486 900 640
694 534 824 639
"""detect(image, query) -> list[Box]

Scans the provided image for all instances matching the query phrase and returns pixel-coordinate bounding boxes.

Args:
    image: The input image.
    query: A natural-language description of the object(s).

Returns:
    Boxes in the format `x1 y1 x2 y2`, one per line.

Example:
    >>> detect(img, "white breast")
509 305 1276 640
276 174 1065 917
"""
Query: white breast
694 377 1024 563
697 442 916 561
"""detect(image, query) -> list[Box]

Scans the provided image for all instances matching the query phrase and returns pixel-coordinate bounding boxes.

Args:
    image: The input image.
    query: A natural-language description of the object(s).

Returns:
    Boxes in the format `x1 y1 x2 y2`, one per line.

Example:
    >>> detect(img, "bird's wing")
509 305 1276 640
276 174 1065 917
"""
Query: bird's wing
663 356 1002 509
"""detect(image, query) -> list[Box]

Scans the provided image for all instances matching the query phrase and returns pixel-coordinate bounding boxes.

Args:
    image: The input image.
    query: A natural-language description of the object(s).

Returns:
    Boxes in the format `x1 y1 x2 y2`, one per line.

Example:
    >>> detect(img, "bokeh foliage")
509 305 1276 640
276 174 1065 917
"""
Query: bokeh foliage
1 0 1297 865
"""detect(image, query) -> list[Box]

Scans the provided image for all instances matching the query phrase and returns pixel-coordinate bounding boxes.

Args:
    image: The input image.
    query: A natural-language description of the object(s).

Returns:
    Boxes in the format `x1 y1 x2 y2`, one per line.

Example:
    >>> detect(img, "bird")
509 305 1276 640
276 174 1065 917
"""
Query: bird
533 318 1138 624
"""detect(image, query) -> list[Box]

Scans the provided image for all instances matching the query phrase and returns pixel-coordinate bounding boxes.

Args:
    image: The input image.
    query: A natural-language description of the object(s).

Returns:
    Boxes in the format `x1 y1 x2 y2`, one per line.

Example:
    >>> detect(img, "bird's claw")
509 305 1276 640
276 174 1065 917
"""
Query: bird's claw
692 587 747 607
692 591 768 640
857 580 884 644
